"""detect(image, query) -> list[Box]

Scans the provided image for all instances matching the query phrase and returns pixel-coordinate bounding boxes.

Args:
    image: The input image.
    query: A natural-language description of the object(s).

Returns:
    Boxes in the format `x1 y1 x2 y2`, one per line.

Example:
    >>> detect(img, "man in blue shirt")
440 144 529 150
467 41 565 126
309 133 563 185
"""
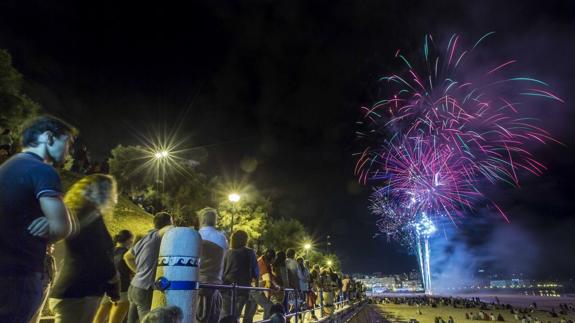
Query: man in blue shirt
0 115 76 322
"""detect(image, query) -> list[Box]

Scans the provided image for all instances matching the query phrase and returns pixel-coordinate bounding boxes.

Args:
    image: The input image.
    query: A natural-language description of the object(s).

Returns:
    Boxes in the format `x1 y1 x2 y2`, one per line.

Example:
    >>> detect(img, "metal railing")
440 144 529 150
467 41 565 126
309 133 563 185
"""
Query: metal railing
39 282 364 323
199 282 363 323
198 282 295 320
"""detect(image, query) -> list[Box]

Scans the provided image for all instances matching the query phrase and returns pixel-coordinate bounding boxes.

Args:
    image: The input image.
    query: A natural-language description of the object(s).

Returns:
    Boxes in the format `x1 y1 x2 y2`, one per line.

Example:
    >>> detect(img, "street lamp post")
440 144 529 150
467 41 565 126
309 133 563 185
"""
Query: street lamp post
228 193 241 233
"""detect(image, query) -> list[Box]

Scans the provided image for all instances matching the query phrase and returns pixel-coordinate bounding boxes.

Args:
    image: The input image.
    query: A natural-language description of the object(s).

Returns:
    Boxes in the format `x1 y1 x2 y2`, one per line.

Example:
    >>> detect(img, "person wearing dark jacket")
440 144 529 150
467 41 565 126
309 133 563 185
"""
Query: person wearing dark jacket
270 251 289 305
49 174 120 323
220 230 258 322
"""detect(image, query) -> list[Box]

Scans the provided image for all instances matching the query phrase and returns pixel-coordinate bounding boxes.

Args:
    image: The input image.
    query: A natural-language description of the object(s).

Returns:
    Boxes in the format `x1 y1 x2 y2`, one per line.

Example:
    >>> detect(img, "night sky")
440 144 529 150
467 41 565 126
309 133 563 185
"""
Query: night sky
1 0 574 277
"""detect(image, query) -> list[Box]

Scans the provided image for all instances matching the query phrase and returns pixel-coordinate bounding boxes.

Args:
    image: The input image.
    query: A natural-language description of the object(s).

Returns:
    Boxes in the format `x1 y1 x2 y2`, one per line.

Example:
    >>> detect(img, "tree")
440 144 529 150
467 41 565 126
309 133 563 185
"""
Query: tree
217 199 269 240
0 49 40 138
261 217 309 252
307 251 342 272
108 144 213 225
161 166 211 225
108 145 150 195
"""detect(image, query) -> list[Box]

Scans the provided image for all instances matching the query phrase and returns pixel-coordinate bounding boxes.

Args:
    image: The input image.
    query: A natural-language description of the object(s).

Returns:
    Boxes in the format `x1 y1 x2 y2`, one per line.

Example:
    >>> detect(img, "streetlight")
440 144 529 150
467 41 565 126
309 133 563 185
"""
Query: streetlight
228 193 241 203
327 260 333 267
304 243 312 258
151 150 171 195
154 150 169 159
228 193 241 233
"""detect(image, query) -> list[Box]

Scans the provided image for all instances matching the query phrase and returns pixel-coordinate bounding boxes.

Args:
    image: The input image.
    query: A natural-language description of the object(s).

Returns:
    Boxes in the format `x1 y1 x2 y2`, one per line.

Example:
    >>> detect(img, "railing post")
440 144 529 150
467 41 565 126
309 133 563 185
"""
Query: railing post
295 291 299 323
319 288 324 318
231 282 237 318
283 289 289 318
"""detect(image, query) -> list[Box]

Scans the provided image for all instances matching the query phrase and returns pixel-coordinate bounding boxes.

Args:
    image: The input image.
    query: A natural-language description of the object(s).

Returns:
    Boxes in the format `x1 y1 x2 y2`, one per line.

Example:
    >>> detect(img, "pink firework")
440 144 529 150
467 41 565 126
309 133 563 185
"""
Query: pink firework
357 33 563 188
355 33 564 230
369 135 483 221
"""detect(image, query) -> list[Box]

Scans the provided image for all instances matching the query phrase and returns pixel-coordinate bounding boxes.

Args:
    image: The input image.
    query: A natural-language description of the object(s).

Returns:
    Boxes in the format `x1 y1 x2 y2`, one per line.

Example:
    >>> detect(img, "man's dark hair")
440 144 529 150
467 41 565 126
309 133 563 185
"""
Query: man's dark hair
264 249 276 262
21 115 77 147
114 229 133 244
273 251 286 268
230 230 248 249
286 248 296 259
154 212 172 229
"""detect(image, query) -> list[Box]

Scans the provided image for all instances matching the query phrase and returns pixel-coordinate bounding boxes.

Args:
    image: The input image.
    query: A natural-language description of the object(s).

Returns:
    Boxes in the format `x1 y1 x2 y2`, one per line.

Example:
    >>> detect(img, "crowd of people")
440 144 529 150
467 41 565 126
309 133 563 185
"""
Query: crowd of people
0 115 364 323
370 295 575 323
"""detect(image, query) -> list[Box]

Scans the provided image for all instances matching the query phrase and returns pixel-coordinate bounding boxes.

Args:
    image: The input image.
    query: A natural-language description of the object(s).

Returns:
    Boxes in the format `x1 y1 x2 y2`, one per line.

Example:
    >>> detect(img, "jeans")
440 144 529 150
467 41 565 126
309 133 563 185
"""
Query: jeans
30 274 52 323
0 273 44 323
196 288 222 323
49 296 102 323
220 291 250 322
127 285 153 323
244 290 273 321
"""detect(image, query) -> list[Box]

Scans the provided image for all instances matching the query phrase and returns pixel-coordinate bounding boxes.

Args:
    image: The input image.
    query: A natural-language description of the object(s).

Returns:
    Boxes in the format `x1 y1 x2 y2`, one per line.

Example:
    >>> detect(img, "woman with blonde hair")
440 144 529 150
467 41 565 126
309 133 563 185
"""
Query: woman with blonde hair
49 174 120 323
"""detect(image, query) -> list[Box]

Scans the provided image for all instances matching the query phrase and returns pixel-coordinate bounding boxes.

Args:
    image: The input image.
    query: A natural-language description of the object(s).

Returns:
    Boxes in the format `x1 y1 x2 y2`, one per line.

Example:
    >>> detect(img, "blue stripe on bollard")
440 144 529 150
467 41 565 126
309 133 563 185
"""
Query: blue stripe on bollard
155 276 199 291
167 281 199 290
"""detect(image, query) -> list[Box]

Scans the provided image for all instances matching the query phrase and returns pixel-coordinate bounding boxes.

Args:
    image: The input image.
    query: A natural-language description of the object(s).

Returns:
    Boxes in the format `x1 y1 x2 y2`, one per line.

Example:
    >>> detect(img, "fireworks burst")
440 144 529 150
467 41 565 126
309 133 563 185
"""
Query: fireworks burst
370 135 482 220
356 32 562 189
358 32 563 294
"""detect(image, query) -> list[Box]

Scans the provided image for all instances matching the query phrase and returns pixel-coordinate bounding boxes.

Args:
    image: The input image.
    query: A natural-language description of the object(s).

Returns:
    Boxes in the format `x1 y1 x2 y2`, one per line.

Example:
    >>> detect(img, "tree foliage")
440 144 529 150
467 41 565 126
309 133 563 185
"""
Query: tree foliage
108 144 212 226
162 167 211 226
307 251 342 272
261 217 308 251
217 199 269 240
0 49 40 137
108 145 149 195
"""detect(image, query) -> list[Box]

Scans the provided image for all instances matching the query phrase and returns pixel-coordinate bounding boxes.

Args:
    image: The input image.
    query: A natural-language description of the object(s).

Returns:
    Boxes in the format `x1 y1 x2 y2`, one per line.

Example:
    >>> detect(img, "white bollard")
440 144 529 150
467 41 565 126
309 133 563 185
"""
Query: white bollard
151 227 202 323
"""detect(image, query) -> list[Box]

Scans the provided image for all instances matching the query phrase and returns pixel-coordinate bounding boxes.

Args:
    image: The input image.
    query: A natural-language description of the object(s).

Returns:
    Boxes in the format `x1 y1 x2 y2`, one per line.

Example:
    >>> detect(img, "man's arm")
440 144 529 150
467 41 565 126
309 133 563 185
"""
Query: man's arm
123 249 137 273
28 196 72 242
28 164 71 242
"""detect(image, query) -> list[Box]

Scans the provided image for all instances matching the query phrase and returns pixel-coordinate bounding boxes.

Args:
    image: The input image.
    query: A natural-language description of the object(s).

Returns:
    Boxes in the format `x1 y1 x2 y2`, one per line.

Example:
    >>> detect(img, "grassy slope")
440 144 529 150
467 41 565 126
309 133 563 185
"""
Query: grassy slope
60 171 153 236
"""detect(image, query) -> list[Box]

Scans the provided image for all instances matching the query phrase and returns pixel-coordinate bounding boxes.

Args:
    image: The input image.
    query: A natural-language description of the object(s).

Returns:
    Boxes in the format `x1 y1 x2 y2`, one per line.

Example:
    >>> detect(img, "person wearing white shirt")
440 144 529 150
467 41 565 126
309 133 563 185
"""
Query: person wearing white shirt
196 207 228 323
